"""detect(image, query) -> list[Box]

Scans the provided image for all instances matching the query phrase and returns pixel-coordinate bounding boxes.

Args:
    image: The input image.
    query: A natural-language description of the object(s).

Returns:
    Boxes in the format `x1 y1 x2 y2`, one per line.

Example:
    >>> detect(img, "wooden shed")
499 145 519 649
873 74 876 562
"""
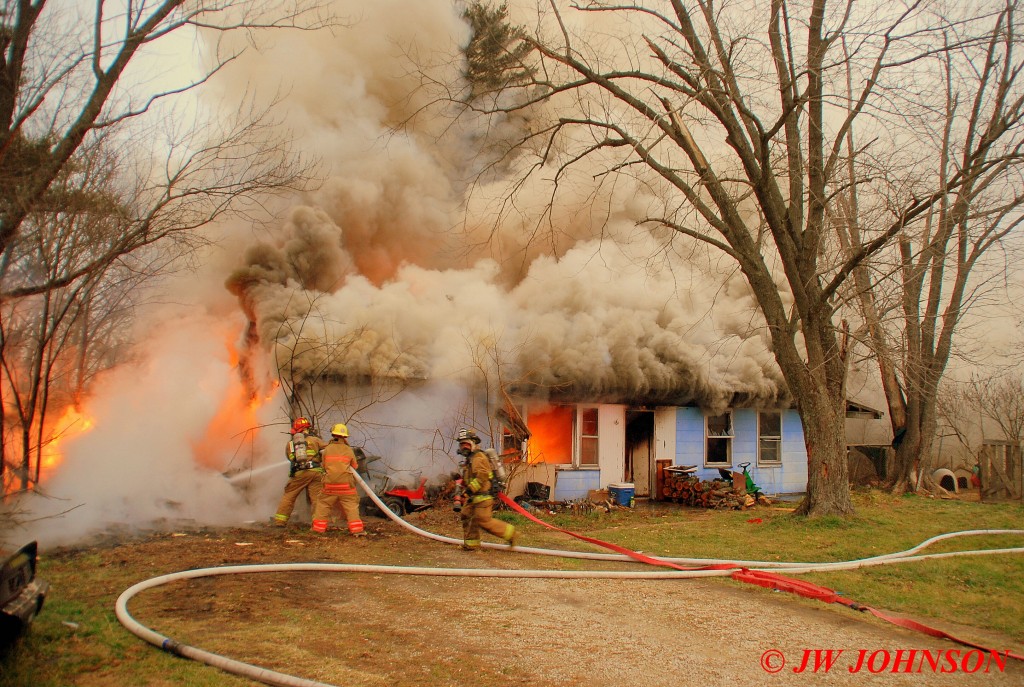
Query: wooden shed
979 440 1022 501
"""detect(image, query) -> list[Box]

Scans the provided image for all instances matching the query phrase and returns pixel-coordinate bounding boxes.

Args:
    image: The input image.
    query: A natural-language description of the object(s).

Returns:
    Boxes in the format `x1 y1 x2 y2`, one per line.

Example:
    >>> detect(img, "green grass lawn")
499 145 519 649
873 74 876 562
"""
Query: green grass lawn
3 488 1022 686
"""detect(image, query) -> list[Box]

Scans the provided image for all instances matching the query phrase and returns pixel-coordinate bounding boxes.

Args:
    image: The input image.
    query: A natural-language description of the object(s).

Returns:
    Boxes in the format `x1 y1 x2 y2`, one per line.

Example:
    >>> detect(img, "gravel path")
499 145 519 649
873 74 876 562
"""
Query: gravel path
352 566 1023 687
110 512 1023 687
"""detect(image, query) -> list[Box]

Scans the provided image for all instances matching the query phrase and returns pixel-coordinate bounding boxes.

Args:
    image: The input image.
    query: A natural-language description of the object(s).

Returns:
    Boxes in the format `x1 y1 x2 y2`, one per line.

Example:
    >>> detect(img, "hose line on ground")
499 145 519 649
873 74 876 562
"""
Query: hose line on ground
114 471 1024 687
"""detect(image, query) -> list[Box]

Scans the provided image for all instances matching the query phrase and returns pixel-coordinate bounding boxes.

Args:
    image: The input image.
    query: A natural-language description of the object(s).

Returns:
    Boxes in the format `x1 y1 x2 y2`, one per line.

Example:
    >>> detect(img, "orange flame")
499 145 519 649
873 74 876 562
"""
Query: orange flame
190 333 278 470
39 406 96 482
24 325 281 490
524 404 573 465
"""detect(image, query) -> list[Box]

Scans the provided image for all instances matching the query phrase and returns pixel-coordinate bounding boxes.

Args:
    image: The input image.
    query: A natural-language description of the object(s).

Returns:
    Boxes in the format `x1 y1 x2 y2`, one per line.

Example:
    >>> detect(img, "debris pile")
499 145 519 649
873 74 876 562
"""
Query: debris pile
511 496 619 515
660 471 771 510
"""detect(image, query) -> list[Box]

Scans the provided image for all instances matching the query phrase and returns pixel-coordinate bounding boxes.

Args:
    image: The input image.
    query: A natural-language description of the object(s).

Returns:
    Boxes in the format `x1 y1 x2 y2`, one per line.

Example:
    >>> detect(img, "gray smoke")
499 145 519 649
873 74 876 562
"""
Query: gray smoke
14 1 788 548
221 0 788 414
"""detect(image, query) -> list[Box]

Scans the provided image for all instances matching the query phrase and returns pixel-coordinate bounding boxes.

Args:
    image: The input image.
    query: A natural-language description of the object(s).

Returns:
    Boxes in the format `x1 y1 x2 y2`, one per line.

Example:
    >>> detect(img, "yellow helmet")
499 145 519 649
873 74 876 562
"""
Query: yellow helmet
331 423 349 437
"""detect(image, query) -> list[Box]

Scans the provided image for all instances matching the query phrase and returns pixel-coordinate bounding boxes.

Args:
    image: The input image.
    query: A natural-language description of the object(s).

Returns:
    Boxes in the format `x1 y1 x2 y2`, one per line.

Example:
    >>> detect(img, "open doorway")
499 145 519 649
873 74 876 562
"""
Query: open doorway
626 409 655 497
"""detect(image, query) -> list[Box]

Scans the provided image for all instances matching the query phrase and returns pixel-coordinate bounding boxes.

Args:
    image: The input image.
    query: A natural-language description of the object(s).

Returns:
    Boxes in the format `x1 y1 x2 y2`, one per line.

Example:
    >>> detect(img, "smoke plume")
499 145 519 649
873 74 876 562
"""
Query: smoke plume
16 1 788 548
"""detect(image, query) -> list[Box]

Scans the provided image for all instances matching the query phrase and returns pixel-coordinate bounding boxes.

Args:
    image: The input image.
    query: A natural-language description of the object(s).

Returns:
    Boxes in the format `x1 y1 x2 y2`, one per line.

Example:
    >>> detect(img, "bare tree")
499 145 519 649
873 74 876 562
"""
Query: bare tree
935 381 978 473
1 141 142 493
0 1 331 261
833 0 1024 491
965 373 1024 447
0 252 139 493
453 0 1005 515
0 1 333 498
936 372 1024 498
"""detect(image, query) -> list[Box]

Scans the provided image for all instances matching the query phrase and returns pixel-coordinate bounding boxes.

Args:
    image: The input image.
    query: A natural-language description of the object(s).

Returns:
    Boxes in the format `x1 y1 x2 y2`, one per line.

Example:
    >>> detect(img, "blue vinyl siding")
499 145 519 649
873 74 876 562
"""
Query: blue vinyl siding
672 406 808 495
552 468 600 501
732 409 757 463
675 407 705 466
778 409 808 493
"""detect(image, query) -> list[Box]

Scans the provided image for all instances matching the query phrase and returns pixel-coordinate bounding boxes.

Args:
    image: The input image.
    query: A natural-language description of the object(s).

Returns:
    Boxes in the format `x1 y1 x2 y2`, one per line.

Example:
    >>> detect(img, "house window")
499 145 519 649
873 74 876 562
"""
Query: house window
526 405 573 464
498 402 530 461
501 427 520 455
758 411 782 466
705 412 732 466
579 407 599 466
525 404 600 468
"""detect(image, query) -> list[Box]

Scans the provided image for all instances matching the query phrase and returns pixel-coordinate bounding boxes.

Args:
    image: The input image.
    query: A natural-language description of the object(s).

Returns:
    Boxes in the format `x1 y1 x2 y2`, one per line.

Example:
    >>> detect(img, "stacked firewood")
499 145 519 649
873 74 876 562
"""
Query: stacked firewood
660 472 754 510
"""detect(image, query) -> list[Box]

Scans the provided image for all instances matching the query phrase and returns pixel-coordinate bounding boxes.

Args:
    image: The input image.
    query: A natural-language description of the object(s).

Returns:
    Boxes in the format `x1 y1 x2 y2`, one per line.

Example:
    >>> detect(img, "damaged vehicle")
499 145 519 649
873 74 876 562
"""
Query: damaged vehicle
355 450 433 517
0 541 49 648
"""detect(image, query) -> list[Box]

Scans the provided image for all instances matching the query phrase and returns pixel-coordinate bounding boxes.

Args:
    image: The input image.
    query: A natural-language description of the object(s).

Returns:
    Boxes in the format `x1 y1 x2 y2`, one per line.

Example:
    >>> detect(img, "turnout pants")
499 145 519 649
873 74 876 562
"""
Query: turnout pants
460 497 515 549
312 482 364 534
273 470 323 524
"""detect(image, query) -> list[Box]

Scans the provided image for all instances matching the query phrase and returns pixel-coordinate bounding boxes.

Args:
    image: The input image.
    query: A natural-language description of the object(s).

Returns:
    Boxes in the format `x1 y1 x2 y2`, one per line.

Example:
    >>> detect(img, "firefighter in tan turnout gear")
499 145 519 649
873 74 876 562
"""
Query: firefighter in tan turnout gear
311 423 365 536
272 417 326 527
456 429 517 551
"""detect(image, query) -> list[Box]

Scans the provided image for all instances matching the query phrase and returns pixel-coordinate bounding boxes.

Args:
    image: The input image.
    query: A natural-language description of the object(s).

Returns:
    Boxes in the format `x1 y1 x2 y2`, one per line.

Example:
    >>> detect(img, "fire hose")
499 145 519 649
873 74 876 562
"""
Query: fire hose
115 470 1024 687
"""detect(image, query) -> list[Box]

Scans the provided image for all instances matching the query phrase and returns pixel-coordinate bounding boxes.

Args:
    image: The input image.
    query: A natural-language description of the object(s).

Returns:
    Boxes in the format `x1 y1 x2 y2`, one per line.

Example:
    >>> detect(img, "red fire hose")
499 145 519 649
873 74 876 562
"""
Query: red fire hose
499 493 1024 661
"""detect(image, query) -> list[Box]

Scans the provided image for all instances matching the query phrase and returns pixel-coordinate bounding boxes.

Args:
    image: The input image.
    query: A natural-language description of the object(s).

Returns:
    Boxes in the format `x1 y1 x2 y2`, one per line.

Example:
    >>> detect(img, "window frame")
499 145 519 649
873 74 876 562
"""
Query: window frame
757 410 783 466
576 405 600 468
526 403 601 469
704 411 733 467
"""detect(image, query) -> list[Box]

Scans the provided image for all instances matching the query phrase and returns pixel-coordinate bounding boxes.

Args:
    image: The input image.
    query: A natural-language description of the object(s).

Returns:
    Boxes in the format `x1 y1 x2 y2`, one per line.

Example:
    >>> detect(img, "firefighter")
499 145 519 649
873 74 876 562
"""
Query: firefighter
271 417 326 527
311 423 365 536
456 428 517 551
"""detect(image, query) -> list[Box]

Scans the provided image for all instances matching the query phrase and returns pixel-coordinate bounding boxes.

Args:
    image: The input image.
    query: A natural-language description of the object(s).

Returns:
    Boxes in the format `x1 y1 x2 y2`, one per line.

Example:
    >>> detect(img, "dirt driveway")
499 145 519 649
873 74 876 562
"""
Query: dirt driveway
68 507 1023 687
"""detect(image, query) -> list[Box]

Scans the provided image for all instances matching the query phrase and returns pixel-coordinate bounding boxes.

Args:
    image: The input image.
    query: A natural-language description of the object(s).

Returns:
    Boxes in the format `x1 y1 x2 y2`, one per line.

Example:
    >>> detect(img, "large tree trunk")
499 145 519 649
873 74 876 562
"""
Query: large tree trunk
891 424 921 492
791 379 854 516
892 372 942 493
763 299 854 517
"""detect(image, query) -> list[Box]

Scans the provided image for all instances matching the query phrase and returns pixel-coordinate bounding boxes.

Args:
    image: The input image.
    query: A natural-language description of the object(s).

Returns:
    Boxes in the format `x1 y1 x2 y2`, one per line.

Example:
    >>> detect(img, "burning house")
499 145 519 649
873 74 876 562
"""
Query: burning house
201 0 831 504
220 214 814 501
499 400 809 502
17 2 891 547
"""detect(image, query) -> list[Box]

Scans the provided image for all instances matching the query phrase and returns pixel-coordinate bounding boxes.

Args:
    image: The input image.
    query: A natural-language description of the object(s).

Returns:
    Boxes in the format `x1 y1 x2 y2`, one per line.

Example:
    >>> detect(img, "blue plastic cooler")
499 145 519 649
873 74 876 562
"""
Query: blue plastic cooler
607 482 635 507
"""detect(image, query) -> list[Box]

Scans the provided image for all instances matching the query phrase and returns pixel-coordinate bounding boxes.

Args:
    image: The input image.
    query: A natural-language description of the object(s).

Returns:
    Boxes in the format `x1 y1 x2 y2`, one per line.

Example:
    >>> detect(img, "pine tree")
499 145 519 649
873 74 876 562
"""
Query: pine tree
462 1 535 100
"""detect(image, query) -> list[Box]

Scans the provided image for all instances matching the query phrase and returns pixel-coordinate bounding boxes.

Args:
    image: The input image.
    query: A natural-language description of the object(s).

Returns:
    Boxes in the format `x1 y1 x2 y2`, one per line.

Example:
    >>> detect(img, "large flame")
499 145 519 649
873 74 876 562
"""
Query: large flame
524 404 573 465
39 406 96 483
190 332 278 471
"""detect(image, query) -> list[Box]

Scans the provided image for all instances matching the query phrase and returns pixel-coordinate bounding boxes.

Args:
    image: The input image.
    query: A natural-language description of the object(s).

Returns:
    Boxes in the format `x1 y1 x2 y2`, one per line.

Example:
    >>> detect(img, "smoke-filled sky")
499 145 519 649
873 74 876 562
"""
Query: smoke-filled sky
216 0 788 407
15 0 897 548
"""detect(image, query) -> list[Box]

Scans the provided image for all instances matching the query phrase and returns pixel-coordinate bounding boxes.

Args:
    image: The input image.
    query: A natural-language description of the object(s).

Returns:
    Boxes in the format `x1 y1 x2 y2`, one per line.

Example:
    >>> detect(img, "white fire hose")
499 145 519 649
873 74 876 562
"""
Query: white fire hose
115 470 1024 687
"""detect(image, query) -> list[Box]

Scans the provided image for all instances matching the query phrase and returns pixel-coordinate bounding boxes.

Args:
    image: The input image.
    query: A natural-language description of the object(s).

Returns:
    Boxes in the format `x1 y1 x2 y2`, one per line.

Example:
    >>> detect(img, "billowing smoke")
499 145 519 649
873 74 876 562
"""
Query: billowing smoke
14 0 787 548
19 307 285 547
220 0 787 409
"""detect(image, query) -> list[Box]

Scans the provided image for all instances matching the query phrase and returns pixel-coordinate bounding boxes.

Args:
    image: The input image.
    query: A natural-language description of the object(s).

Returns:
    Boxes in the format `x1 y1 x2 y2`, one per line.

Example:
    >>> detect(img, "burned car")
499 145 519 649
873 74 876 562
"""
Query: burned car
0 541 48 647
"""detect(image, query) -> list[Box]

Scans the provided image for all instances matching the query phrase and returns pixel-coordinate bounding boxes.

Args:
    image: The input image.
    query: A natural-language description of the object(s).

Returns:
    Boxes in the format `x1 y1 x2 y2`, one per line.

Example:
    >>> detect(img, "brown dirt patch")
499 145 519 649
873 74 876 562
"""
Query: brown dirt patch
50 507 1024 686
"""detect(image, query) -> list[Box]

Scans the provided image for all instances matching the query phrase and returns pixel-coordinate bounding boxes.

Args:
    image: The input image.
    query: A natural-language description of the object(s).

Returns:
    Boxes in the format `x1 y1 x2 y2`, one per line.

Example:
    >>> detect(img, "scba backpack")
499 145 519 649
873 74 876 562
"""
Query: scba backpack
484 448 507 495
